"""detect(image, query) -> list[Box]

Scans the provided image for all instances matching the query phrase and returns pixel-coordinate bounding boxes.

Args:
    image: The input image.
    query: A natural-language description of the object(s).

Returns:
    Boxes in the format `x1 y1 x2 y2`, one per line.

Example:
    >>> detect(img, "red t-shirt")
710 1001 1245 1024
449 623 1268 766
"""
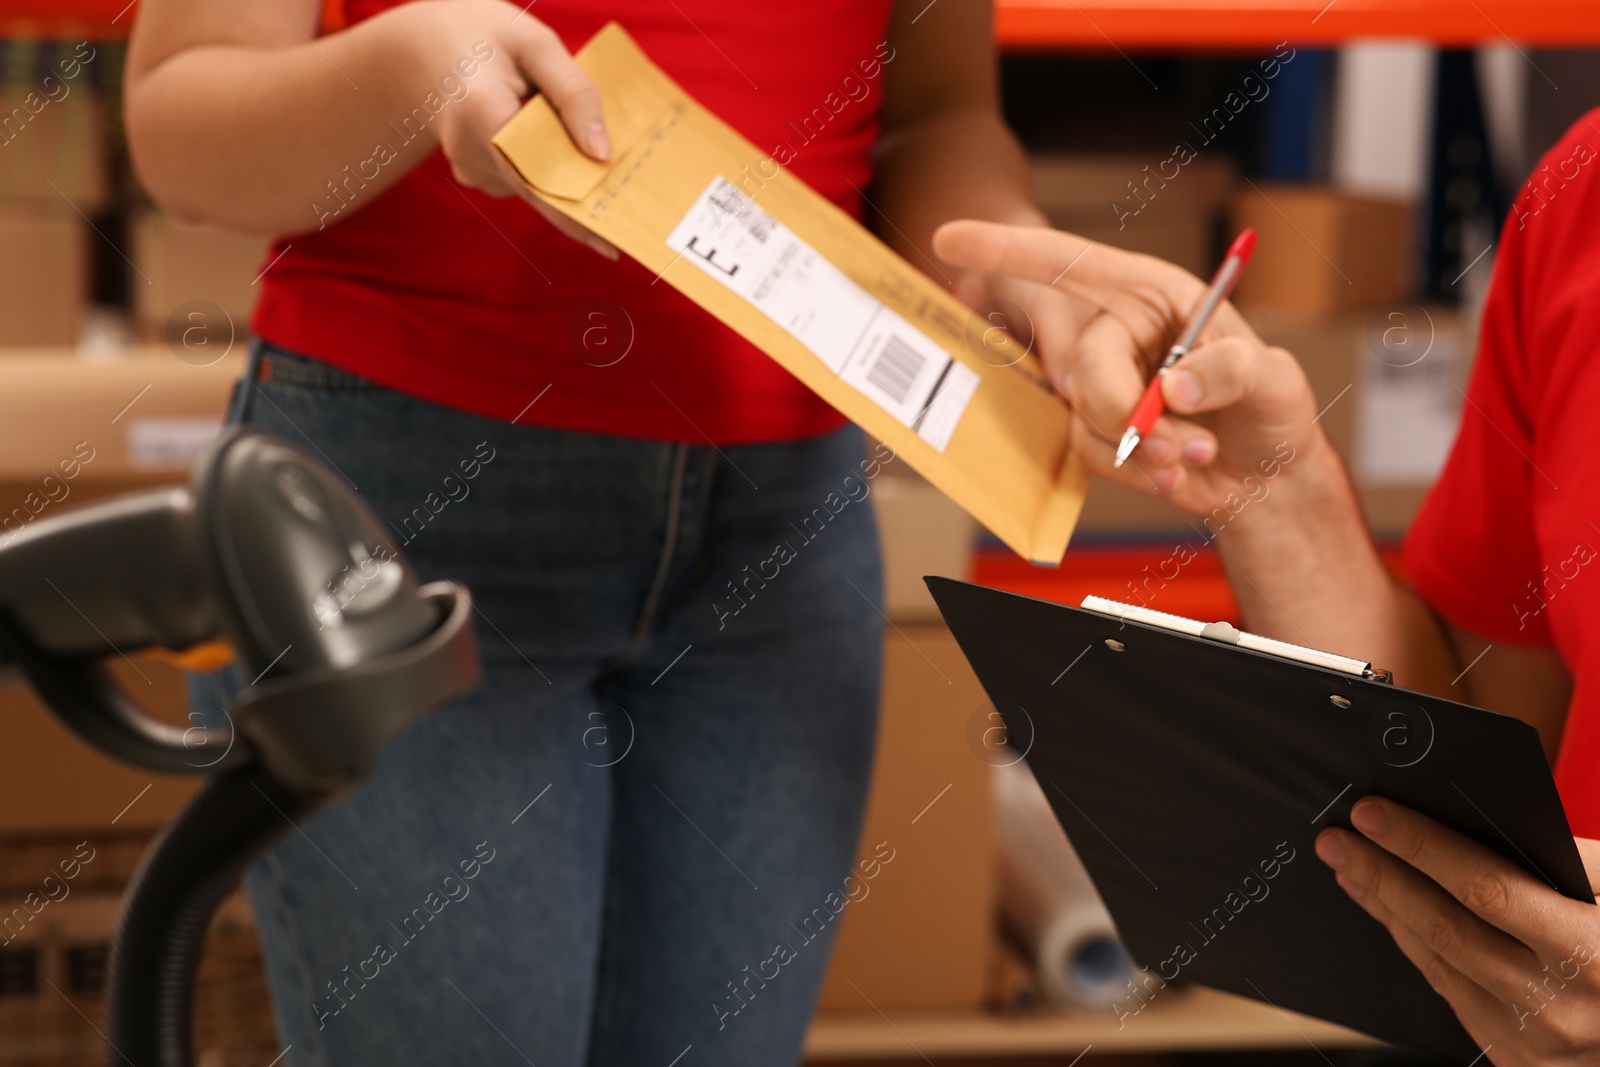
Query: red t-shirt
1405 109 1600 836
252 0 898 443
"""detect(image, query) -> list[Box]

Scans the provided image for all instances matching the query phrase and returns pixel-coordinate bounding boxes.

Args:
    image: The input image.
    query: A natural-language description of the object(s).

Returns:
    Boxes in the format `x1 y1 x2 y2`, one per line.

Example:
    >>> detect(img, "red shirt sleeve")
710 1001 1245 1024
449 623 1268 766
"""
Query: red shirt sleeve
1404 206 1553 647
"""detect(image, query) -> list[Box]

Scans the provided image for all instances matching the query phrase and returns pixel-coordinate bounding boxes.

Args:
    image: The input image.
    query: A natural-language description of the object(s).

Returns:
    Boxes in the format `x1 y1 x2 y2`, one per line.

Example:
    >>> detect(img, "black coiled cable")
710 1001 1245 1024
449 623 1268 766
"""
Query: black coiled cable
104 762 323 1067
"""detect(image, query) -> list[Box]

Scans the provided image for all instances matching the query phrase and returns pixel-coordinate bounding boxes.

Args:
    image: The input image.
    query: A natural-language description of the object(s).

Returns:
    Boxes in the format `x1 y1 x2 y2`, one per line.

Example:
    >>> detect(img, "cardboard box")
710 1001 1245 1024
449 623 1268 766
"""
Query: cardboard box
1074 479 1193 539
0 75 108 211
0 345 236 831
1246 303 1474 536
0 350 238 834
873 471 976 622
0 202 86 346
131 211 270 341
1031 154 1237 277
1229 185 1416 316
0 349 241 489
0 884 275 1060
817 624 994 1011
0 657 200 835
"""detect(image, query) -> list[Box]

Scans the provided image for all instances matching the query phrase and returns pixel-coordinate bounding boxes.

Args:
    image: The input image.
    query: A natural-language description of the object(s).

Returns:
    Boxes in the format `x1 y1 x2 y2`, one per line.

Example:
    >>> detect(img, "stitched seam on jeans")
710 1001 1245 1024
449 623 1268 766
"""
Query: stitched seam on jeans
264 850 330 1067
581 826 631 1067
649 448 721 624
616 443 689 662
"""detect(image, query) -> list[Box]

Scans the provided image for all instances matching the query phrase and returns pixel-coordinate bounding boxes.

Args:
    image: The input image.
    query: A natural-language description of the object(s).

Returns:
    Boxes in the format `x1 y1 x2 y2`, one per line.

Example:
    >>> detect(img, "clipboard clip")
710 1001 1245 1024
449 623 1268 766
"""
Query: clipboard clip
1081 596 1394 684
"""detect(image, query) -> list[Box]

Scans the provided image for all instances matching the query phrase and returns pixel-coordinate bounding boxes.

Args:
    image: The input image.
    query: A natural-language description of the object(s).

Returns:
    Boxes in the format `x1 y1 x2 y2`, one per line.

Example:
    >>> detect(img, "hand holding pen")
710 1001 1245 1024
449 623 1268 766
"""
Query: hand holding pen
1114 229 1257 468
932 217 1328 512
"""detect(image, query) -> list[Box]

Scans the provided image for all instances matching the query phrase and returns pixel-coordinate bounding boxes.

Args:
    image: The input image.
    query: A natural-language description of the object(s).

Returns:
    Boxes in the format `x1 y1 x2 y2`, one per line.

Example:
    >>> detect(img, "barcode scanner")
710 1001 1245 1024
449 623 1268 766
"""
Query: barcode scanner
0 428 480 1065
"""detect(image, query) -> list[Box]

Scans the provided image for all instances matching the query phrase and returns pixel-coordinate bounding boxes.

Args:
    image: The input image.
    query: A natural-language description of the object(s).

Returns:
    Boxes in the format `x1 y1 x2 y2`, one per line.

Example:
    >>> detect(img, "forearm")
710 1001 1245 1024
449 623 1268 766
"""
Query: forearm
870 107 1046 286
128 7 447 235
1215 433 1462 695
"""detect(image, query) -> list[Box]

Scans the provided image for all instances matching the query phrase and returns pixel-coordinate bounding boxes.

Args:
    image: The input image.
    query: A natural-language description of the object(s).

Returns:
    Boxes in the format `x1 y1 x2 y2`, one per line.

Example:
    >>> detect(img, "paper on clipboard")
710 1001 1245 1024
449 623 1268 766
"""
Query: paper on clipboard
491 22 1088 565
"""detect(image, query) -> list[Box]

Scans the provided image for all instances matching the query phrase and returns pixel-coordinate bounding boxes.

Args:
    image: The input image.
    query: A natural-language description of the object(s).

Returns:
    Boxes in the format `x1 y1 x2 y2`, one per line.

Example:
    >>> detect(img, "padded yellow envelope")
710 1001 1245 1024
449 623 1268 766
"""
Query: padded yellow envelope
493 22 1087 564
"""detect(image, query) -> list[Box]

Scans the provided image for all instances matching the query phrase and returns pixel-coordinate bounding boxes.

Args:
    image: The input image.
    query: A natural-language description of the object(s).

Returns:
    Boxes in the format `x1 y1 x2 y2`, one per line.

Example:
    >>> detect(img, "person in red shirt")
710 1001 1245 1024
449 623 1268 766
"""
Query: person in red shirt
125 2 1050 1064
934 111 1600 1062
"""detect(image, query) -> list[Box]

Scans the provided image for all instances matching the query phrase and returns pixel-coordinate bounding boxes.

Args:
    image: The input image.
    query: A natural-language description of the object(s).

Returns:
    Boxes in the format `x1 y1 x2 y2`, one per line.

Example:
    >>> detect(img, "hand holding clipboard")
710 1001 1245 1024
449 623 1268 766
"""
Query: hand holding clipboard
929 578 1591 1062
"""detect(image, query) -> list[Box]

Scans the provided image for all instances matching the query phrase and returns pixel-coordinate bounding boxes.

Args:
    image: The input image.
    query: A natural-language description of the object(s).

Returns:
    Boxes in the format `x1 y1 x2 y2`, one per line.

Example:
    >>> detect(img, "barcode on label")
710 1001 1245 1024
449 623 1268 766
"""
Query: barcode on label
706 183 773 243
866 335 926 406
665 177 982 452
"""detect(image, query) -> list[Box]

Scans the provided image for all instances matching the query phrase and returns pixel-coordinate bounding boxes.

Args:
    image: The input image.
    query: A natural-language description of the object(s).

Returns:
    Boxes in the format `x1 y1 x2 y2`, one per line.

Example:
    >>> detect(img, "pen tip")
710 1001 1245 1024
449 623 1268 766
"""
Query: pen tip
1114 428 1140 468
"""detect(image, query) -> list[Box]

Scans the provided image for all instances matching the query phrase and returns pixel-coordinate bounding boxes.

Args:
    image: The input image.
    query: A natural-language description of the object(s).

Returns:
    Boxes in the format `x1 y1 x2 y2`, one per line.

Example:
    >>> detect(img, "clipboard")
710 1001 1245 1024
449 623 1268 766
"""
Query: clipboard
926 576 1591 1061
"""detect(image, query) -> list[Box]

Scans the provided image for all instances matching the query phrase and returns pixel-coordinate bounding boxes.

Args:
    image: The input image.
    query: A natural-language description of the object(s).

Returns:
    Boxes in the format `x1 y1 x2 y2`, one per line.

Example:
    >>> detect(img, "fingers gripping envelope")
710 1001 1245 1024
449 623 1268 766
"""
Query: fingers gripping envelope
492 23 1088 565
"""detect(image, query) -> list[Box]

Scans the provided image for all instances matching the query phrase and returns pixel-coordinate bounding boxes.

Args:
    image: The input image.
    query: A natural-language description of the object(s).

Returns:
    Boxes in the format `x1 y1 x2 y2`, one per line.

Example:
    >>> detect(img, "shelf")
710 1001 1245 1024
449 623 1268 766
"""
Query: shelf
973 541 1407 625
9 0 1600 45
995 0 1600 50
977 542 1243 623
806 985 1377 1060
1 0 137 39
0 0 344 38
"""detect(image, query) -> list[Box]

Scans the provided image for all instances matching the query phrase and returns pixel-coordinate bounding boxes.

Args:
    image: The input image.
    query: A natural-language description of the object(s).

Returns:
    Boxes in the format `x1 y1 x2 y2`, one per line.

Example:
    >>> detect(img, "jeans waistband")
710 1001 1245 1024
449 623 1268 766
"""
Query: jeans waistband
257 340 377 391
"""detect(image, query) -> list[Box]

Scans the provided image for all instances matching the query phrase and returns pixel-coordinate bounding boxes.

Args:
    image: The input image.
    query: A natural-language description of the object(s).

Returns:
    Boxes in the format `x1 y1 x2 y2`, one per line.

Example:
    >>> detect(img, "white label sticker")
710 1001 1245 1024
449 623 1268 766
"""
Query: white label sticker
665 177 979 452
126 417 223 470
1354 323 1462 485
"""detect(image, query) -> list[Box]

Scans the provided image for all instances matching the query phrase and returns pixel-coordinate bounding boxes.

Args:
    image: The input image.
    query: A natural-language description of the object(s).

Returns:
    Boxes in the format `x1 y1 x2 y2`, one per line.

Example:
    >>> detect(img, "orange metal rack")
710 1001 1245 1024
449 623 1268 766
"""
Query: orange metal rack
996 0 1600 49
8 0 1600 45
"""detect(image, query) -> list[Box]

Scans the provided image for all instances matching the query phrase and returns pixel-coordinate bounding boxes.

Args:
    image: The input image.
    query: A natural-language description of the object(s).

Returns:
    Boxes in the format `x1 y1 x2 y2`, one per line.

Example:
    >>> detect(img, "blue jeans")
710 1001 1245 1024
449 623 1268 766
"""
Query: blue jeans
191 342 885 1067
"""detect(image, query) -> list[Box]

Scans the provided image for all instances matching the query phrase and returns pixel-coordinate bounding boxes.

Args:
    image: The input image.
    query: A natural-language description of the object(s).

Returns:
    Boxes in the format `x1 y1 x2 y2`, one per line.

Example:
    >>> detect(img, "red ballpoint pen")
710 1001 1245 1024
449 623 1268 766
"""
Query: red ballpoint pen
1113 228 1257 469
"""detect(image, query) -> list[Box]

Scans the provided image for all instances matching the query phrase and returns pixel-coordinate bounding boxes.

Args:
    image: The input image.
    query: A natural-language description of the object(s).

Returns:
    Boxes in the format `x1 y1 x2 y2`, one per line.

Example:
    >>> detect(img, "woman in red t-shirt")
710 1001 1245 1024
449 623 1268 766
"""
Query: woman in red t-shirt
126 2 1054 1063
934 108 1600 1062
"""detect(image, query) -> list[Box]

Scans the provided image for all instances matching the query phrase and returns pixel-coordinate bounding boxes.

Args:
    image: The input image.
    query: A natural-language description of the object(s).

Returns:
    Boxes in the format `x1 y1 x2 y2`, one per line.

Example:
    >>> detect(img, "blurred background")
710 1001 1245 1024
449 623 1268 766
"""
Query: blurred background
1 1 1597 1064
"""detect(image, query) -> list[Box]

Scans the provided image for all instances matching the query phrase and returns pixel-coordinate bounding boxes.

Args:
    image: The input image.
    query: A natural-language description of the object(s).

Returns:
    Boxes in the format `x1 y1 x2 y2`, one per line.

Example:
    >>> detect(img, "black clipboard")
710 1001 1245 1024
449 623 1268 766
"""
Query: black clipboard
927 576 1591 1062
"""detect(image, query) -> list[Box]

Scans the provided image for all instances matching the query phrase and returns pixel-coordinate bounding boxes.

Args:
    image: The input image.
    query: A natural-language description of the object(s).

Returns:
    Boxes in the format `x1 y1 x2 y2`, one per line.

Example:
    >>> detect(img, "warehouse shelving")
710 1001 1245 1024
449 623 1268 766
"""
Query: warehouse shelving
807 986 1375 1060
7 0 1600 45
996 0 1600 49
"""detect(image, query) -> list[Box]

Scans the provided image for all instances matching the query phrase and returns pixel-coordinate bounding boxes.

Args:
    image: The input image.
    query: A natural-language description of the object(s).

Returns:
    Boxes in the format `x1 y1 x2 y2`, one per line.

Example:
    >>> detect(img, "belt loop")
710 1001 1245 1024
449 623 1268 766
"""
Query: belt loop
226 339 268 426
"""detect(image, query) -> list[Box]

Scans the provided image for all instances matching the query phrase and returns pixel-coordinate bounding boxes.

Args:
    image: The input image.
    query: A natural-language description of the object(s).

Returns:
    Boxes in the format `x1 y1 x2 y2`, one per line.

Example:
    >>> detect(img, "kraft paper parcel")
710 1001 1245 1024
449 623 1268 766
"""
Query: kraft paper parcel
492 22 1088 565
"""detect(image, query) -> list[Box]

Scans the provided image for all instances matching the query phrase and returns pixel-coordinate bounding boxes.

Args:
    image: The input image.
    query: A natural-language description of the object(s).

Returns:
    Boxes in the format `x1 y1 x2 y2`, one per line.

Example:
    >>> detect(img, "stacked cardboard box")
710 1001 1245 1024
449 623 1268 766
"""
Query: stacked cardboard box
1248 302 1473 537
814 470 993 1011
871 471 976 623
1230 185 1415 316
1031 154 1237 278
0 349 239 838
0 47 269 350
0 40 105 348
0 656 202 838
0 203 87 347
0 876 276 1066
0 41 106 209
0 347 271 1060
130 210 270 343
1225 184 1454 535
0 347 241 485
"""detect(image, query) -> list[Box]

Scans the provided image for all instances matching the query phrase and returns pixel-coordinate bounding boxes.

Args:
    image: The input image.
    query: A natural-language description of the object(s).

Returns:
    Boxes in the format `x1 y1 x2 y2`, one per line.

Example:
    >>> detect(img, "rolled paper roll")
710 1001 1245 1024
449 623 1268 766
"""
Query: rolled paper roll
994 759 1137 1012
